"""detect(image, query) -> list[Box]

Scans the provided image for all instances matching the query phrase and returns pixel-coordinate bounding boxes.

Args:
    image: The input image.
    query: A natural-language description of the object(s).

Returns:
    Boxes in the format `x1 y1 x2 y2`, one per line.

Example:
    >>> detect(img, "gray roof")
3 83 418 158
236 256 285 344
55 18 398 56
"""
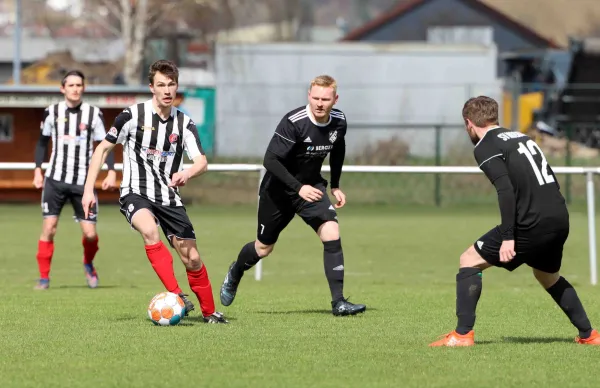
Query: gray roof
0 37 125 63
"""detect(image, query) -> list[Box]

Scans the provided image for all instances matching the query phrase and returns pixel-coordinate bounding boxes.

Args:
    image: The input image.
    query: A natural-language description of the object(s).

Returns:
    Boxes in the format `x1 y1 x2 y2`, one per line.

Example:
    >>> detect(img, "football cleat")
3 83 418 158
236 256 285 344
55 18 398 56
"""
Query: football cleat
178 293 195 316
83 262 99 288
576 329 600 345
34 278 50 290
204 311 229 324
220 262 241 306
429 330 475 347
331 298 366 316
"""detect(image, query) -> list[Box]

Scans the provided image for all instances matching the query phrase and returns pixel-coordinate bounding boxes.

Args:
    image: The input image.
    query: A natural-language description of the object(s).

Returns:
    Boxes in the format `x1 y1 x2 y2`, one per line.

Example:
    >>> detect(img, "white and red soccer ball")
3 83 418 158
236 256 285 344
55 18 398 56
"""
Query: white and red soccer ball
147 292 186 326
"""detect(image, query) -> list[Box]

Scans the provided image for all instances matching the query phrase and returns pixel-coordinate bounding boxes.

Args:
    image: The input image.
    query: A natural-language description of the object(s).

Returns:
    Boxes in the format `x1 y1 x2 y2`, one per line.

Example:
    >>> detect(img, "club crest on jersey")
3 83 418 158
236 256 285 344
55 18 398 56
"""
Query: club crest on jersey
169 133 179 144
329 130 337 143
79 123 88 131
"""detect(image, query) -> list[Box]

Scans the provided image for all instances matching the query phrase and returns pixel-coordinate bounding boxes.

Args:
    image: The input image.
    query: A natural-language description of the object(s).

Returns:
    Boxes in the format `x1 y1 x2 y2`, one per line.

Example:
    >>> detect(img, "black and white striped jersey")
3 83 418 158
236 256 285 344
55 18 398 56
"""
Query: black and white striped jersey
261 104 347 193
105 99 204 206
40 102 106 185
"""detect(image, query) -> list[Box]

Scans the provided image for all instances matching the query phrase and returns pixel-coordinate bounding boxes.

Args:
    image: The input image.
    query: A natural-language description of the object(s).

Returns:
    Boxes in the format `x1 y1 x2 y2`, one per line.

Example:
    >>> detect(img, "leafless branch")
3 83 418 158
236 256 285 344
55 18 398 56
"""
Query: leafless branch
99 0 122 21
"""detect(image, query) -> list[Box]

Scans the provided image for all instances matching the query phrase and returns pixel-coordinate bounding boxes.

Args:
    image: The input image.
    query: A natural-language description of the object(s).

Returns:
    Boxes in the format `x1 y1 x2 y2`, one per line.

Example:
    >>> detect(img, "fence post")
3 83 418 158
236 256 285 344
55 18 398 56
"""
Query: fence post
434 125 442 207
586 171 597 285
565 124 572 204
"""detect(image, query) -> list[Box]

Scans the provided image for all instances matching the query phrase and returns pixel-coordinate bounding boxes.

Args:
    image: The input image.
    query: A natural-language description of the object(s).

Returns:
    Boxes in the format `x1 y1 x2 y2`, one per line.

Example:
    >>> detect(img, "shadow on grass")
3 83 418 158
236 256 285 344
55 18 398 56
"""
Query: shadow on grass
502 336 573 344
56 285 119 289
184 315 238 323
256 308 375 315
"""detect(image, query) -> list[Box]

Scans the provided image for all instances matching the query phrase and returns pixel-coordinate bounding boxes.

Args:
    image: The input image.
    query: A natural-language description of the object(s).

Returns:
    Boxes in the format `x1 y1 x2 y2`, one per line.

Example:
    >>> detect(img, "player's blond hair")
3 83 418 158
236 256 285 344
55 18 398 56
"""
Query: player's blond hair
462 96 499 127
309 75 337 93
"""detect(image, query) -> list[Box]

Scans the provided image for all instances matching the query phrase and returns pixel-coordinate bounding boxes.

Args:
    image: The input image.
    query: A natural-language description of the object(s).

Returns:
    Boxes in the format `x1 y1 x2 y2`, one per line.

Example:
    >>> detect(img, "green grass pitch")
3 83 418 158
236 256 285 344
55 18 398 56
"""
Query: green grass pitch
1 203 599 387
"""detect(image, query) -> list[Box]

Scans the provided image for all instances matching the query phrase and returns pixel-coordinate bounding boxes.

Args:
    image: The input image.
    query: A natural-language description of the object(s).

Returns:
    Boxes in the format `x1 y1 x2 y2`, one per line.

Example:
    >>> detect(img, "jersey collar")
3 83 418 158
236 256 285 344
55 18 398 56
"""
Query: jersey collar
475 125 501 147
148 99 176 122
305 104 331 127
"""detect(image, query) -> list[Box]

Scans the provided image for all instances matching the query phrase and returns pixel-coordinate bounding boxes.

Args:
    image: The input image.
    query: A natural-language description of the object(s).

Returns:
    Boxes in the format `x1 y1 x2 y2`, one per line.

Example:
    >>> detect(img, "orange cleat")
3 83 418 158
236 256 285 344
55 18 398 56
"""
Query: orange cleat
429 330 475 347
576 329 600 345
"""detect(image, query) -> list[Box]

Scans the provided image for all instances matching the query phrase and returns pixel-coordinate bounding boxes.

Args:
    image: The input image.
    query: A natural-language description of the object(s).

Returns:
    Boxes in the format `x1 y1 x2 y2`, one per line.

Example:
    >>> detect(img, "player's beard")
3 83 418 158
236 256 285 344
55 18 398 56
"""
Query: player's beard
468 126 479 145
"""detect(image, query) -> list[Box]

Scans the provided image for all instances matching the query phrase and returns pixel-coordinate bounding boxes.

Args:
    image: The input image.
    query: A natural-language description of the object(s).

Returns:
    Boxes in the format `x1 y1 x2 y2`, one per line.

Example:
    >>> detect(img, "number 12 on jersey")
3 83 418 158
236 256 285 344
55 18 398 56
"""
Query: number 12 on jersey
517 139 555 185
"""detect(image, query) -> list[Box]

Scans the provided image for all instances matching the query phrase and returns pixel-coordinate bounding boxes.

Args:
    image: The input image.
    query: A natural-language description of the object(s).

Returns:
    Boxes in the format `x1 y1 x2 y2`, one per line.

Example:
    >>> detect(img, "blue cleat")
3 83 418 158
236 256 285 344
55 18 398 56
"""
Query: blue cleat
220 262 241 306
83 262 99 288
34 278 50 290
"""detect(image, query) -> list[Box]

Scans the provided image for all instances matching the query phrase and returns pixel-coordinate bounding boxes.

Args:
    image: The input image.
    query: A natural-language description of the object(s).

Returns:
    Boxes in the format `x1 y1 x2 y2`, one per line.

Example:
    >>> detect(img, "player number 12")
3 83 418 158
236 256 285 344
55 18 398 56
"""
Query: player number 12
517 139 555 185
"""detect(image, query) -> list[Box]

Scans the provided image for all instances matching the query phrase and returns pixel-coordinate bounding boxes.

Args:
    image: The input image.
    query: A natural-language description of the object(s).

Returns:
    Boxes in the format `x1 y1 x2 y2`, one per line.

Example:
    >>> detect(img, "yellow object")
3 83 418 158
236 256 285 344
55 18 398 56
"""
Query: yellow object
503 91 544 132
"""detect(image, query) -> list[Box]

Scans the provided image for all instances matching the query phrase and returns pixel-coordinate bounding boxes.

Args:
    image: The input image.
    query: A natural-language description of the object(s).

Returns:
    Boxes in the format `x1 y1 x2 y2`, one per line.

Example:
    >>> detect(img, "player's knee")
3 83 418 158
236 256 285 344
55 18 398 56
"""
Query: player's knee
81 225 97 241
255 240 274 258
186 251 202 271
41 218 58 240
139 228 160 245
459 246 484 268
318 221 339 242
533 269 560 289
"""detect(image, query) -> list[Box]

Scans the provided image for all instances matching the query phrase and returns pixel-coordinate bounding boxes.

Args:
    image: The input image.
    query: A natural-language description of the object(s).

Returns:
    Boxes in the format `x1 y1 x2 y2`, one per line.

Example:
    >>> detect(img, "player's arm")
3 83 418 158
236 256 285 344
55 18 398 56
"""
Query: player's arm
329 125 347 208
263 151 302 192
479 156 516 240
329 131 346 189
82 110 130 217
170 119 207 187
91 109 117 190
91 110 116 172
33 108 52 188
262 118 303 191
263 116 322 202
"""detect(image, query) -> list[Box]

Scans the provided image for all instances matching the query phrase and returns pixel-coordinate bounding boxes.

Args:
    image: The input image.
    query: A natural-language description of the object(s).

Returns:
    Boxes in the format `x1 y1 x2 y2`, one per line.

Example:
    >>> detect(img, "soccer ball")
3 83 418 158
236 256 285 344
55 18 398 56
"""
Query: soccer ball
147 292 186 326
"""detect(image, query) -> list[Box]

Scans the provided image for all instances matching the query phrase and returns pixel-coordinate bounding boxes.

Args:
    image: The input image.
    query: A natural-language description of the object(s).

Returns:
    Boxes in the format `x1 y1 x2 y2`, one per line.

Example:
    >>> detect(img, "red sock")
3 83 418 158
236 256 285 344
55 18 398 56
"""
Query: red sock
36 240 54 279
83 236 99 265
187 265 216 317
145 242 183 294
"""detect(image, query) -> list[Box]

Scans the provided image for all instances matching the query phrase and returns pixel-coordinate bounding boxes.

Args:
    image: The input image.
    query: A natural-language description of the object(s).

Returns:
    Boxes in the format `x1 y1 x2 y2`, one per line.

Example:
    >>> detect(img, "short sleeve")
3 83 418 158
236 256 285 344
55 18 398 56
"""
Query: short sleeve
92 109 107 141
183 119 204 160
106 109 132 144
474 139 503 168
474 140 507 184
40 107 53 136
266 116 297 158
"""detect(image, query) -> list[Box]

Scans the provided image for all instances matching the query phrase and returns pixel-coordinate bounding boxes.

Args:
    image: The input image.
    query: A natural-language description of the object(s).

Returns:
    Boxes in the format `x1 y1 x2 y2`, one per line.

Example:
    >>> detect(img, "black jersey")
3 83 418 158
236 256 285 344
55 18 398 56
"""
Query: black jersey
475 126 568 234
261 105 347 194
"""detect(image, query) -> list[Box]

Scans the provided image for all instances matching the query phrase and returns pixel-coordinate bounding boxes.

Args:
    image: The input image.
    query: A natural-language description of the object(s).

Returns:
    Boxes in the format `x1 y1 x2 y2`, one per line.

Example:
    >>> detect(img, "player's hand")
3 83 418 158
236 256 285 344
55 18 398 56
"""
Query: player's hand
101 170 117 191
299 185 323 202
331 188 346 208
81 190 96 220
33 168 44 189
499 240 516 263
169 170 190 187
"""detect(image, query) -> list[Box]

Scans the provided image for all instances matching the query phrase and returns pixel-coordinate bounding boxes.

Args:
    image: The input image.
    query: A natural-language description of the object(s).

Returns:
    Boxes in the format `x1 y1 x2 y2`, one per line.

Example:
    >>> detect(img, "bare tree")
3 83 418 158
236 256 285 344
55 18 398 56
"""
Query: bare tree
81 0 218 85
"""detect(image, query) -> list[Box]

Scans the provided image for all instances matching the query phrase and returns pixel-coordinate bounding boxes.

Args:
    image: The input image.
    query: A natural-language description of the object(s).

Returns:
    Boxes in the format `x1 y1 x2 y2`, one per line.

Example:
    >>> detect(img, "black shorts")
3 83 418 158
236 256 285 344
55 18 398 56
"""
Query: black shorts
119 194 195 246
41 177 98 223
257 183 338 245
474 226 569 273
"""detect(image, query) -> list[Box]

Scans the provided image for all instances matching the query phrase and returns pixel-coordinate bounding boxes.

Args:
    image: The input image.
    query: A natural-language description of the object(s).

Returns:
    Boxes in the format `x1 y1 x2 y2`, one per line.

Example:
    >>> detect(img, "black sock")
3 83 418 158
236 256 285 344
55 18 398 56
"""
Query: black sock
546 276 593 338
231 241 261 280
455 267 483 335
323 239 344 302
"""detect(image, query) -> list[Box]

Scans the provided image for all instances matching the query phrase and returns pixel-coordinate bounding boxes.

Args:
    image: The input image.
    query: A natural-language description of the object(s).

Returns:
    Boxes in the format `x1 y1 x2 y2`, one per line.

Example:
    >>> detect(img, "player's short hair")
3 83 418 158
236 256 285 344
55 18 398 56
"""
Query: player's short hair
462 96 499 127
148 60 179 85
61 70 85 86
309 75 337 93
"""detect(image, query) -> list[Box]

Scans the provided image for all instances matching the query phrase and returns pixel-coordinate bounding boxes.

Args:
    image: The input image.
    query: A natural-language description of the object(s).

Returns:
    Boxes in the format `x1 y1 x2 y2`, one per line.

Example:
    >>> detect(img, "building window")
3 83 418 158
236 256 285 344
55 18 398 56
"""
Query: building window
427 26 494 45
